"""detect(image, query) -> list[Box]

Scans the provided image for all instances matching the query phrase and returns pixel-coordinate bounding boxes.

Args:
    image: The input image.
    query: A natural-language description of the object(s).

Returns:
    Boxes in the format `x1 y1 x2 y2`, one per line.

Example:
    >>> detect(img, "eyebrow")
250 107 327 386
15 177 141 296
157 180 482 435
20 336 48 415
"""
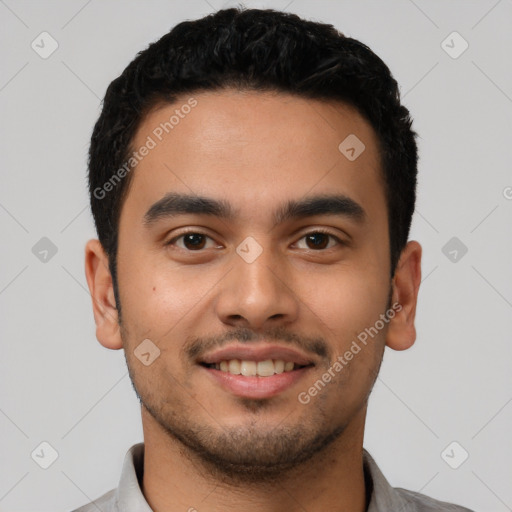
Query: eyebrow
143 192 366 227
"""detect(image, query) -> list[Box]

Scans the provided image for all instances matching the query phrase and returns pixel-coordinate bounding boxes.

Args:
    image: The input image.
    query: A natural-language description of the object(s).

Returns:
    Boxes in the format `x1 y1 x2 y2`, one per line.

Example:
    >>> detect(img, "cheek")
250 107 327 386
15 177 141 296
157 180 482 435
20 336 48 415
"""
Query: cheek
118 250 213 333
308 275 387 405
301 266 389 339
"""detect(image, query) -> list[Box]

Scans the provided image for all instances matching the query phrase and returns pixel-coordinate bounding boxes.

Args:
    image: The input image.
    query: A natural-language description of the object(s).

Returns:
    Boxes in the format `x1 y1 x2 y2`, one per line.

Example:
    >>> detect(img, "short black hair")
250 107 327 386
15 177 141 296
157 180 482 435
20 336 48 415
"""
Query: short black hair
88 7 418 315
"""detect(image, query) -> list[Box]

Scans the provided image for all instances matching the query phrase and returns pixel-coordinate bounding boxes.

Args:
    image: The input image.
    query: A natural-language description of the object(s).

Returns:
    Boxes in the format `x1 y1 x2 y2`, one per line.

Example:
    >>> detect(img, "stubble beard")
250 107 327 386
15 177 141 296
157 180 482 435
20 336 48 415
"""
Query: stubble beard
139 391 350 485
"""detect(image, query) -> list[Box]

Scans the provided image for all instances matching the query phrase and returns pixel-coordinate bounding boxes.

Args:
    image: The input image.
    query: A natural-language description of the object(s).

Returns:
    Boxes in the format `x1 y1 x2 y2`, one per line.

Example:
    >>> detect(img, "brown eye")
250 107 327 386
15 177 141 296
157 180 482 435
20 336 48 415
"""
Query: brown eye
167 232 216 251
296 231 342 251
305 232 330 249
182 233 206 250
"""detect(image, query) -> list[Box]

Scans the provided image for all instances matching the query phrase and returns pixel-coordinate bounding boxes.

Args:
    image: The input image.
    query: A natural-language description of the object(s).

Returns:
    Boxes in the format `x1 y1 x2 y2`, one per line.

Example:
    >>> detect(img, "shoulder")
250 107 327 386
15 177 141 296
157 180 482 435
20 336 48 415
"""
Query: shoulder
395 487 475 511
69 488 116 512
363 449 475 512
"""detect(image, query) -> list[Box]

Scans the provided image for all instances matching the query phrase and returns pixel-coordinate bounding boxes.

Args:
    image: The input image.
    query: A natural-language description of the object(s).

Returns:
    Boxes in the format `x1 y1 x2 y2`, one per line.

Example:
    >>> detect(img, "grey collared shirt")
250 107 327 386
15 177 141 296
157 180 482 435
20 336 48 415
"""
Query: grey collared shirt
71 443 474 511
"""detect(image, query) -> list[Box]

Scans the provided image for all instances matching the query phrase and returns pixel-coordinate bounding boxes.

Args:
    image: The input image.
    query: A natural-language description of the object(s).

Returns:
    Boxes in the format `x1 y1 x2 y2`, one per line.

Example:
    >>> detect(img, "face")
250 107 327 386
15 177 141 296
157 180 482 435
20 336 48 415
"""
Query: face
86 89 421 481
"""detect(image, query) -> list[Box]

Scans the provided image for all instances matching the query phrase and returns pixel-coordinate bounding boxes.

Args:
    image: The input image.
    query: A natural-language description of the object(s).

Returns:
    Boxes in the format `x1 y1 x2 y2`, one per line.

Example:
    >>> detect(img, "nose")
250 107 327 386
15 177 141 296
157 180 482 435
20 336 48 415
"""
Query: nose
214 241 300 330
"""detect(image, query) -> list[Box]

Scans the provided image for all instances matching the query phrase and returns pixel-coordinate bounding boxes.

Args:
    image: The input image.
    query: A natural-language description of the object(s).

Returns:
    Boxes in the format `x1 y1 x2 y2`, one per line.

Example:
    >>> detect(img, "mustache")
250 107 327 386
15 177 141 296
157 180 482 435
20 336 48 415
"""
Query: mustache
185 325 330 362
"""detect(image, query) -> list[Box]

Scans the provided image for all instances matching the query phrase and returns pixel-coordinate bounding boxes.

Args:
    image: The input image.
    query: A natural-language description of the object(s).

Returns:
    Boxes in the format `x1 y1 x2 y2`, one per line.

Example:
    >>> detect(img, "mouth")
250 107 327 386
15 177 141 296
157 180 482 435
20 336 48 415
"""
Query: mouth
197 344 315 399
200 359 312 376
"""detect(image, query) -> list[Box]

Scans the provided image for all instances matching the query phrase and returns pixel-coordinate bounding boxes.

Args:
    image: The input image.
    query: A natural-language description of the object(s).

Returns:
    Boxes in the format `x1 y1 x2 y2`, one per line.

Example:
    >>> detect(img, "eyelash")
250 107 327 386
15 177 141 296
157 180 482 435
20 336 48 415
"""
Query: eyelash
165 229 345 251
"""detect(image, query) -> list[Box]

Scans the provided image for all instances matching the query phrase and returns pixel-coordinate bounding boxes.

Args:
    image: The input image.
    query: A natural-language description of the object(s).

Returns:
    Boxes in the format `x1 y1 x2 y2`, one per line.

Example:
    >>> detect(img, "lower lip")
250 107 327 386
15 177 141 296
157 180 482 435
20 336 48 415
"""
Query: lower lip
201 366 312 399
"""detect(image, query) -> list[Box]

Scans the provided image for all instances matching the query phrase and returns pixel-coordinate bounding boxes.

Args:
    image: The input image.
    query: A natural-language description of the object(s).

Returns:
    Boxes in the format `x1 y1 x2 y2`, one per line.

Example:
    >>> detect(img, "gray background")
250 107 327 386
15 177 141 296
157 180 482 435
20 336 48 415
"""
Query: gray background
1 0 511 511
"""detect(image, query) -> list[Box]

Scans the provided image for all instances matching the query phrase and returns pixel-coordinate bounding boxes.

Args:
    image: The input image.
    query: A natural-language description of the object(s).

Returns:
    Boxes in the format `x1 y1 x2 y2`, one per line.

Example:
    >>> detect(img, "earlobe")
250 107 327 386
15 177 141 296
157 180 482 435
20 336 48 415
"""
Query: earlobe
84 239 123 350
385 240 422 351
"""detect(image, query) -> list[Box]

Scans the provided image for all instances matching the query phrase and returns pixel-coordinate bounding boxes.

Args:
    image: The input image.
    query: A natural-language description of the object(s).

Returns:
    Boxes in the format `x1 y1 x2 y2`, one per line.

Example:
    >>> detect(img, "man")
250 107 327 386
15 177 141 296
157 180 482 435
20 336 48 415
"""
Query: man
76 7 473 512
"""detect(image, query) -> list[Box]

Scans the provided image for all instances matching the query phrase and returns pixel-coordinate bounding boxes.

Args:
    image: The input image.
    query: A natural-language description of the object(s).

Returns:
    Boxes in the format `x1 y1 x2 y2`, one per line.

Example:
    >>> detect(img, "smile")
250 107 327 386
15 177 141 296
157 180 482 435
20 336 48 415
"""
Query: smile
198 343 316 399
202 359 310 377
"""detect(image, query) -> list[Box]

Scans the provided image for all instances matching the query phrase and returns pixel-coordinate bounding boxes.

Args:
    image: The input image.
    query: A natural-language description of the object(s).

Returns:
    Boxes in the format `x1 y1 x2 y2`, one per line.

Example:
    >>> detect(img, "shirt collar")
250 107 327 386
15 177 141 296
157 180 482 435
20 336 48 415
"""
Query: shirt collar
114 443 152 511
363 448 412 511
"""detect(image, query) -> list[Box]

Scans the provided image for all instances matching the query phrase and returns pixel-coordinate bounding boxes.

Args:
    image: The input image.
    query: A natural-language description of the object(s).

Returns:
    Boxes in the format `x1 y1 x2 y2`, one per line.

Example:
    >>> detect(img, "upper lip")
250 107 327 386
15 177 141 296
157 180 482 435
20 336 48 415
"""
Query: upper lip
198 343 315 366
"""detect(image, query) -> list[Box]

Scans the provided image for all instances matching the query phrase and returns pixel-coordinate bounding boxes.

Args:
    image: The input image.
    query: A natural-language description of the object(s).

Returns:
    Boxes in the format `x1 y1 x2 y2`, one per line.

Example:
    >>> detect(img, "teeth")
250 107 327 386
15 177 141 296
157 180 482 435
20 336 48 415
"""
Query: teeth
240 360 257 376
257 360 275 377
228 359 241 374
274 360 285 374
213 359 300 377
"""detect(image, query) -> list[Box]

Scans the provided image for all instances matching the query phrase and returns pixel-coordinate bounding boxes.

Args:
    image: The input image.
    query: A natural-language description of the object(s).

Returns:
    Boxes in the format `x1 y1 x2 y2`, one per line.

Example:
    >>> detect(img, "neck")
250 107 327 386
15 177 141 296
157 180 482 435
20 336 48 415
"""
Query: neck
140 407 369 512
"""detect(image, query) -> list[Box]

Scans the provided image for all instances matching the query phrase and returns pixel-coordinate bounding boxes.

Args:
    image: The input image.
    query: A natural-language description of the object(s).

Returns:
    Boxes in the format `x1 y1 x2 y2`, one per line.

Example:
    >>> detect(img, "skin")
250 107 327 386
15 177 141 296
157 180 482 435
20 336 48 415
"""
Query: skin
85 89 422 512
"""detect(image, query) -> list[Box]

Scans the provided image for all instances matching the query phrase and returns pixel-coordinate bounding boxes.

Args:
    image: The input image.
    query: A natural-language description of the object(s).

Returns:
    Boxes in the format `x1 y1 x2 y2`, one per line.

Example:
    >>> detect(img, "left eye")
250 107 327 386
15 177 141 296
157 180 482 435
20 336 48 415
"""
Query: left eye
295 231 341 250
167 232 218 251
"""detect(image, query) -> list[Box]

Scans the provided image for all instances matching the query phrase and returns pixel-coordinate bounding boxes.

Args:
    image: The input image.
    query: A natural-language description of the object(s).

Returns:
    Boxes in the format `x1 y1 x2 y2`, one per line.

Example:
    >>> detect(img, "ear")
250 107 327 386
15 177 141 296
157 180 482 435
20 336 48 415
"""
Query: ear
84 239 123 350
385 240 422 351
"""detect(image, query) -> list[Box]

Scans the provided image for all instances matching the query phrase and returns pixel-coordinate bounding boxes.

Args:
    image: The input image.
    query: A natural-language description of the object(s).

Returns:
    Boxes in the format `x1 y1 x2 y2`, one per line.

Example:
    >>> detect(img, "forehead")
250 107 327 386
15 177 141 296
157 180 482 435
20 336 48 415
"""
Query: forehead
123 89 385 226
